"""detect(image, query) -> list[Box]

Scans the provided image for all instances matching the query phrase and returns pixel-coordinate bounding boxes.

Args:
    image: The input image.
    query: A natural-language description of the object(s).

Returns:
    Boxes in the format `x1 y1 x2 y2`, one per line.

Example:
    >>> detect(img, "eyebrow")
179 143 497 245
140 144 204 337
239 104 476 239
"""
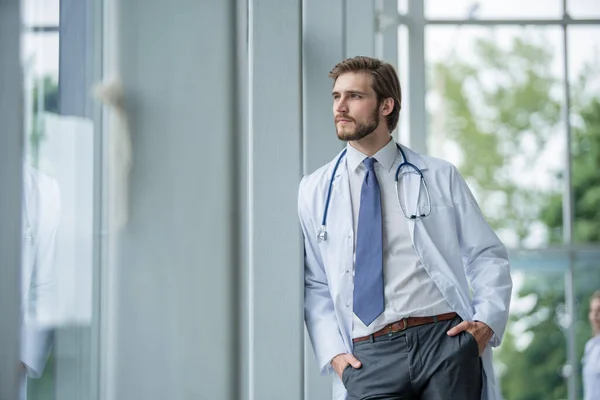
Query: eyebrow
331 90 368 96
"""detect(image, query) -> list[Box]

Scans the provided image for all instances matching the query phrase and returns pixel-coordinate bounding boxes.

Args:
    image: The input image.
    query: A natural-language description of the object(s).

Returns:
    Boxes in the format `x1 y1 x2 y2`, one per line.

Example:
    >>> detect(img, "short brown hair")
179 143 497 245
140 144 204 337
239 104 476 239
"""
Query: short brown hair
329 56 402 133
591 291 600 302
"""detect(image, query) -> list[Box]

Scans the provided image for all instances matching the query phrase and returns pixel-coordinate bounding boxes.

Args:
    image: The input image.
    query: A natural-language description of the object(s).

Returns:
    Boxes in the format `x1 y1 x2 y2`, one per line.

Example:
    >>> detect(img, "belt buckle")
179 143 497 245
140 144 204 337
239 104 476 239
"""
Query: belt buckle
390 318 408 334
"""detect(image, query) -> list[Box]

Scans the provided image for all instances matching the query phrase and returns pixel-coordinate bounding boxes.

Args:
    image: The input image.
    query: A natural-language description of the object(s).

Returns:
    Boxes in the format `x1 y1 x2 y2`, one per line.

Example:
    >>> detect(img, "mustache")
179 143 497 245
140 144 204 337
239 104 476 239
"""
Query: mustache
335 115 354 122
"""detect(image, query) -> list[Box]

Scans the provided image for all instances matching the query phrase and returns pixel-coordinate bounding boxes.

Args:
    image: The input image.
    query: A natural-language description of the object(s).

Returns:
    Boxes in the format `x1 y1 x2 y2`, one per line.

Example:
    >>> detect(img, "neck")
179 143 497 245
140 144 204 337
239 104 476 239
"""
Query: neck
349 129 392 157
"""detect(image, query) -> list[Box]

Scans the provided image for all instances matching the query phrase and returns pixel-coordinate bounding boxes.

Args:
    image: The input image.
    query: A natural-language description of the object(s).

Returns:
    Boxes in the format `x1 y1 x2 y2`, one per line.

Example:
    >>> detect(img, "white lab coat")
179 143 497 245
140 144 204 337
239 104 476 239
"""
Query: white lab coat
583 335 600 400
298 144 512 400
20 166 60 400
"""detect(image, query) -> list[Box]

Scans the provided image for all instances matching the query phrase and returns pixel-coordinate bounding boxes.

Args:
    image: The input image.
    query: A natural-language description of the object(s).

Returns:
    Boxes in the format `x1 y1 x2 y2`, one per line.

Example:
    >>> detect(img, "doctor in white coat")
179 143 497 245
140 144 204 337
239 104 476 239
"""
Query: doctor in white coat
20 164 60 400
299 56 512 400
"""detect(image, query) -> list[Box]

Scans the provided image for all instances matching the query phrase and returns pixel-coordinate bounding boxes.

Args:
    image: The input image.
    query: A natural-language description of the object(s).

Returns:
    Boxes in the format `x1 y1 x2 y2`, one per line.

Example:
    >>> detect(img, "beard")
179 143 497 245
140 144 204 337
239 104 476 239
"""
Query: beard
335 106 380 142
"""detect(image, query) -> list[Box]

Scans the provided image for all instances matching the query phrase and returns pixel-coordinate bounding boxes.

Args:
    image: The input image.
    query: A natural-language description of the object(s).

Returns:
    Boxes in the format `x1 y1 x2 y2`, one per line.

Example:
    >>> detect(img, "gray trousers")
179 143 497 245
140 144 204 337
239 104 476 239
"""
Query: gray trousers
342 316 482 400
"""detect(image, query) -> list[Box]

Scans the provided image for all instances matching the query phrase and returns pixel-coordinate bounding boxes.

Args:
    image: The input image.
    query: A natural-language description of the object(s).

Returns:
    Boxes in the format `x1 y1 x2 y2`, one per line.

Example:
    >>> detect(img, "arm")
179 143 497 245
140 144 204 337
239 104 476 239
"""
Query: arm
450 166 512 347
21 176 60 378
299 177 347 375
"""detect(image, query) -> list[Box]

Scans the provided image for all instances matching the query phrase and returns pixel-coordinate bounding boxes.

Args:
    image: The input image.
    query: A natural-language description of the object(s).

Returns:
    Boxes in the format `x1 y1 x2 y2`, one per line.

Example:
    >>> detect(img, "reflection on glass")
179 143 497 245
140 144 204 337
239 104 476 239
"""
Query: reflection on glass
20 165 61 400
20 22 61 400
425 0 562 20
20 0 97 398
426 26 564 249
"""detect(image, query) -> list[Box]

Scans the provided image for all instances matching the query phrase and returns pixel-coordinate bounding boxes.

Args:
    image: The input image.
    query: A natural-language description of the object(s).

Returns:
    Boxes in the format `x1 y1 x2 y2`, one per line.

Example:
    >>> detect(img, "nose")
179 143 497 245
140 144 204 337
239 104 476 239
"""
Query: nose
335 97 348 113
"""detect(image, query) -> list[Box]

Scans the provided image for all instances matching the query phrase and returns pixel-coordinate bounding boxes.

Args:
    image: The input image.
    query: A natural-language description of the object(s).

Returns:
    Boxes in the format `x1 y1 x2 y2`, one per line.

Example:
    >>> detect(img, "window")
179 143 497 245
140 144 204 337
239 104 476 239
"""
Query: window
396 2 600 399
20 0 102 398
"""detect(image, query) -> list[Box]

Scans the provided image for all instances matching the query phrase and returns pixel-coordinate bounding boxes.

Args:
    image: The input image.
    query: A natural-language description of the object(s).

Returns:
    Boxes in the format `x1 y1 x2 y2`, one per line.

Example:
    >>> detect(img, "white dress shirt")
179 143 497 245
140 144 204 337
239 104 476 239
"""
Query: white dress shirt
583 335 600 400
346 139 453 337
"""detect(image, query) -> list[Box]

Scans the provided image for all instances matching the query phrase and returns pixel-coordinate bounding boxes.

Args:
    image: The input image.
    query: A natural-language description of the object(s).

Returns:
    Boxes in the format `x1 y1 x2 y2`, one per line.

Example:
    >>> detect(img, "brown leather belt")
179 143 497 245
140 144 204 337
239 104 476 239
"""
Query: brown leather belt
352 312 457 344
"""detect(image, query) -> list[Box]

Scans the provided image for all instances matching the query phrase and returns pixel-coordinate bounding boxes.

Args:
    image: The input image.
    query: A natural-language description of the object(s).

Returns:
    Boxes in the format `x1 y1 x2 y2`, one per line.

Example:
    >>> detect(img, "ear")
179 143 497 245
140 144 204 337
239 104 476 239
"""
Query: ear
380 98 394 117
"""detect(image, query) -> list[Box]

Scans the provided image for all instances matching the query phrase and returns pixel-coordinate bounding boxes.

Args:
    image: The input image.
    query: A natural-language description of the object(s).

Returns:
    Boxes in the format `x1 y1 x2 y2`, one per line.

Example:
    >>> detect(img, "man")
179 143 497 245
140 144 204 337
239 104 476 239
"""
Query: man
583 291 600 400
20 165 60 400
298 56 512 400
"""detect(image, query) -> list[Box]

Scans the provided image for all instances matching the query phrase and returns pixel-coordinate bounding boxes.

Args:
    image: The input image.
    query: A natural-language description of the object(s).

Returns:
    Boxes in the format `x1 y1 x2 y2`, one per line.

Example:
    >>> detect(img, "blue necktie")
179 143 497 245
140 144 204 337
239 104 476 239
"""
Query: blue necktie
353 157 384 326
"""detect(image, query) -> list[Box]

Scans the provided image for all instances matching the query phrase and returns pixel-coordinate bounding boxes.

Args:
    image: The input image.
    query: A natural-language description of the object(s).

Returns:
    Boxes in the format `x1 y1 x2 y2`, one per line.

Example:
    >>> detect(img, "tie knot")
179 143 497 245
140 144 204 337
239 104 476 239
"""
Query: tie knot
363 157 376 171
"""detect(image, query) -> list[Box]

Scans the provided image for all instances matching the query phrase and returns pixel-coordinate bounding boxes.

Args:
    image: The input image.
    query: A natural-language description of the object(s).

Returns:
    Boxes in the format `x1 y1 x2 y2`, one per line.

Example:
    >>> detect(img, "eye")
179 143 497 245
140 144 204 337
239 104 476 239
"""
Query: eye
351 94 361 99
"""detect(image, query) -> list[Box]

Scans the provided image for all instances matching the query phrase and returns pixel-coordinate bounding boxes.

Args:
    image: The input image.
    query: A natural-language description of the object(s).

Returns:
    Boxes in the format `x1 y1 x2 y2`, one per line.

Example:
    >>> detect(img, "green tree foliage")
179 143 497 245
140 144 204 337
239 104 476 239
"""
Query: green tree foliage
431 34 561 243
542 97 600 244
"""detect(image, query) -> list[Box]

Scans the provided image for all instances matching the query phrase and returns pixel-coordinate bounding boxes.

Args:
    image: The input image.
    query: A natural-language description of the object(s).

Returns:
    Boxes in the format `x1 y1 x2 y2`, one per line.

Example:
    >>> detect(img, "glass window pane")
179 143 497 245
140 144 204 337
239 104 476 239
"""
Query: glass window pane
495 267 568 399
426 0 563 20
22 0 59 27
568 26 600 245
22 33 59 78
568 0 600 18
398 25 410 145
20 0 99 399
426 26 565 249
398 0 407 15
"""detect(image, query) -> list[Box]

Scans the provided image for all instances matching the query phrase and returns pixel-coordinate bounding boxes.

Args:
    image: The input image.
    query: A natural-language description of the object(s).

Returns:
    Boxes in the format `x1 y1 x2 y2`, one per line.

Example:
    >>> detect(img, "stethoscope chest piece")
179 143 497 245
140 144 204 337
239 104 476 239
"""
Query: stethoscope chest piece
317 225 327 243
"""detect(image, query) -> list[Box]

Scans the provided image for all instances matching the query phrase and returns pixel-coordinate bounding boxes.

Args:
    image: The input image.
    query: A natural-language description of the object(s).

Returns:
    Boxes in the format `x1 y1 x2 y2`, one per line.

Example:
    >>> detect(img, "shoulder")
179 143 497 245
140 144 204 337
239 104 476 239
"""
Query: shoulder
401 145 459 177
586 336 600 352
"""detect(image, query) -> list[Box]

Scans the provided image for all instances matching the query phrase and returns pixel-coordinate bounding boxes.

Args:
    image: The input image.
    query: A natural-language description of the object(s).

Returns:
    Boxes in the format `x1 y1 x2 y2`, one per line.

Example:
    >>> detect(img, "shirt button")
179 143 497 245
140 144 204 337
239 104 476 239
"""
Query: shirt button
345 270 350 274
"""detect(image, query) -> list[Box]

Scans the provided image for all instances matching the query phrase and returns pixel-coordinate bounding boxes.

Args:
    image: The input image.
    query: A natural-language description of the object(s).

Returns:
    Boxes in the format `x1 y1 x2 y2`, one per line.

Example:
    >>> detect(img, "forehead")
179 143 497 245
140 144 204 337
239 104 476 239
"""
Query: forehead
591 298 600 310
332 71 374 93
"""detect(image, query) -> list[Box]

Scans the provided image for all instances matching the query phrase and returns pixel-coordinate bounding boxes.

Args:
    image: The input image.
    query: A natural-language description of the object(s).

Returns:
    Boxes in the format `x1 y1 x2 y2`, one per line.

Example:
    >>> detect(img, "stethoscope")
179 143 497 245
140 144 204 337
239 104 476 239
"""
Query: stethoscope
317 143 431 243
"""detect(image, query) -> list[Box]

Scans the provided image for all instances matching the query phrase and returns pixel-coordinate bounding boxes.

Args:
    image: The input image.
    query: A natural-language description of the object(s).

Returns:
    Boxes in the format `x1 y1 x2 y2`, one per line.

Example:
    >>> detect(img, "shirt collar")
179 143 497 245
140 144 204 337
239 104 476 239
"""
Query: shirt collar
346 137 397 172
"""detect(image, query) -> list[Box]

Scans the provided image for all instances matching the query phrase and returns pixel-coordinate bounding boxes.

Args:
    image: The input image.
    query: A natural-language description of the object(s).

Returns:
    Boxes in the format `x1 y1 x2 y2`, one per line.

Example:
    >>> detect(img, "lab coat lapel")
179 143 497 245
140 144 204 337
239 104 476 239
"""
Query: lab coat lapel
327 157 354 273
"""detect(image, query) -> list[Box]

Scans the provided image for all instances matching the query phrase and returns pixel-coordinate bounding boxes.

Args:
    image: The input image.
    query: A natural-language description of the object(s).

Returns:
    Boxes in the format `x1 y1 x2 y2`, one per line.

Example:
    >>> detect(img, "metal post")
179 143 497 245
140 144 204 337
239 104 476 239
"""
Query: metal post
561 1 577 398
406 0 427 153
0 0 24 398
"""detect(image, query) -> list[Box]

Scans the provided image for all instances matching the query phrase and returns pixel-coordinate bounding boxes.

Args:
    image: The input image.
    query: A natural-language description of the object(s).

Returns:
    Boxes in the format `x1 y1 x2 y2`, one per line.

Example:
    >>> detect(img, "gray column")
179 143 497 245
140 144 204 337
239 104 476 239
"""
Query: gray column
0 0 24 398
406 0 427 153
376 0 399 67
376 0 399 140
346 0 376 57
246 1 304 399
112 1 239 399
302 0 346 398
303 0 346 172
